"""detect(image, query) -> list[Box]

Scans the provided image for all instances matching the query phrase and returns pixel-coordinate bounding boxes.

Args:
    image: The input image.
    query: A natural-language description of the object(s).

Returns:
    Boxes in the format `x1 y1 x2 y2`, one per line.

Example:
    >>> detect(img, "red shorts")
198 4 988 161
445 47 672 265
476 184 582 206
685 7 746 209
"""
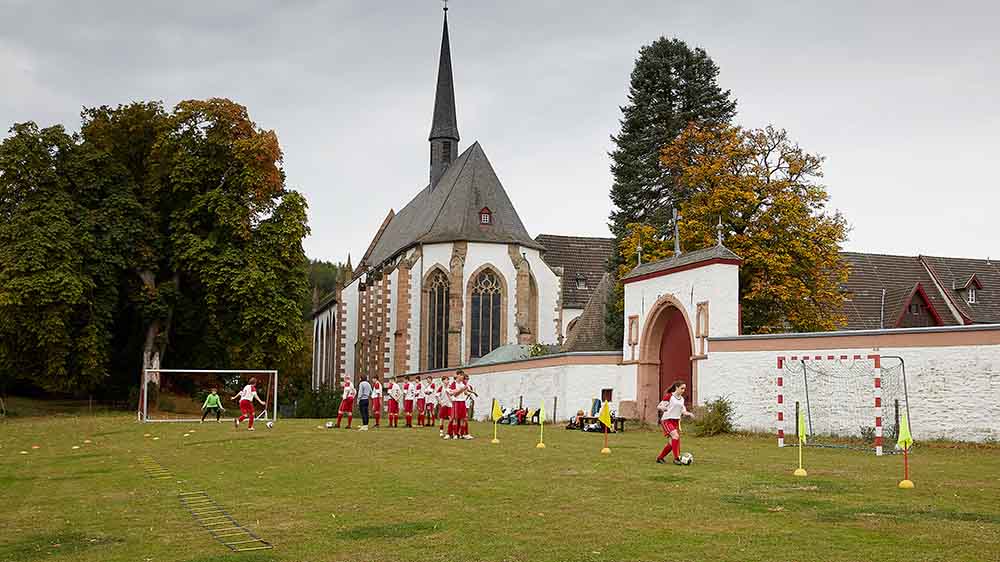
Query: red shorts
372 398 382 412
662 419 680 435
452 401 468 421
239 400 254 417
425 402 436 412
339 397 354 413
439 405 452 419
416 398 425 412
387 400 399 414
404 399 414 413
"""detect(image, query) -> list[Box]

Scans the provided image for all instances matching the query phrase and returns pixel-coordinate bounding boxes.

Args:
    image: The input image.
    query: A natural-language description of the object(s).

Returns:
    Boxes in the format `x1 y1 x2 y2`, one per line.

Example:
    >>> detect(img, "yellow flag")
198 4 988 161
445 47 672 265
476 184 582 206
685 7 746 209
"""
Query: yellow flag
597 401 612 429
897 413 913 450
491 399 503 422
797 409 807 445
539 402 545 424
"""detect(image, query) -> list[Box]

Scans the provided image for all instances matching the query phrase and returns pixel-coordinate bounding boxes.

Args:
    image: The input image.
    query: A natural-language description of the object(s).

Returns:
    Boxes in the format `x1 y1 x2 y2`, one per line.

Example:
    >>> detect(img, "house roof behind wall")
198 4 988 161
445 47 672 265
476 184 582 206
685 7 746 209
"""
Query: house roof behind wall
623 245 742 282
919 255 1000 323
535 234 615 309
562 273 617 352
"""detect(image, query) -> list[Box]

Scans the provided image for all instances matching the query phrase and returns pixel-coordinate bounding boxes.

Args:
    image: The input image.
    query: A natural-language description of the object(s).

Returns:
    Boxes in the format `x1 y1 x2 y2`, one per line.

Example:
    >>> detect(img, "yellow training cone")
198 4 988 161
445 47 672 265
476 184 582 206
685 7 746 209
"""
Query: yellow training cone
898 479 914 489
83 439 92 444
793 468 808 477
491 438 500 444
600 447 611 455
536 442 546 449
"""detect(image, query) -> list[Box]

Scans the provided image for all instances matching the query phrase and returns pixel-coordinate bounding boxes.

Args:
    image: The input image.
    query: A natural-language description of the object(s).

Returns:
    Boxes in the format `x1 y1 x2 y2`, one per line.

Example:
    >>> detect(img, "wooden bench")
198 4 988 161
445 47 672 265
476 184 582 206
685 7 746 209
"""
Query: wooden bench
577 415 626 433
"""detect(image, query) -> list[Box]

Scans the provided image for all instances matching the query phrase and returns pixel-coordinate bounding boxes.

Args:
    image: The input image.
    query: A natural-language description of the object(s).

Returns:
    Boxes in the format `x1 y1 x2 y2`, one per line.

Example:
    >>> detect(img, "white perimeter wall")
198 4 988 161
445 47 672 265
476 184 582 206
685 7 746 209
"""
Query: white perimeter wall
340 279 360 379
468 359 636 422
699 342 1000 442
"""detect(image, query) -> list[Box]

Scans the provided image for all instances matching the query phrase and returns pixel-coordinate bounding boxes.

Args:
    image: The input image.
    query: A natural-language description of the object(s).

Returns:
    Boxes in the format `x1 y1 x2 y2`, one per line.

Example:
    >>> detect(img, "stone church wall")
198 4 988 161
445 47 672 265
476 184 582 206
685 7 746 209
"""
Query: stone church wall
340 279 360 380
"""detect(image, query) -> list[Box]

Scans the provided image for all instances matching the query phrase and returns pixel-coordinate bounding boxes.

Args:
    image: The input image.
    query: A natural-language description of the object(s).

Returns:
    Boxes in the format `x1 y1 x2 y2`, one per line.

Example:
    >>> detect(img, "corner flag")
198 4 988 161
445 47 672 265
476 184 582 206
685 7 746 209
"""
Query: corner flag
491 399 503 422
598 401 612 430
897 413 913 450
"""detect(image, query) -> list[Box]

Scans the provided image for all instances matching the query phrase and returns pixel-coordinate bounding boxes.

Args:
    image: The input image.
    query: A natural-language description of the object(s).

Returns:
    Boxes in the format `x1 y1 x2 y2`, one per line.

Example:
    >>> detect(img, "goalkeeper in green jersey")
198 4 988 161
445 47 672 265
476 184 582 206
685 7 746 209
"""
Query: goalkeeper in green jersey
200 388 225 423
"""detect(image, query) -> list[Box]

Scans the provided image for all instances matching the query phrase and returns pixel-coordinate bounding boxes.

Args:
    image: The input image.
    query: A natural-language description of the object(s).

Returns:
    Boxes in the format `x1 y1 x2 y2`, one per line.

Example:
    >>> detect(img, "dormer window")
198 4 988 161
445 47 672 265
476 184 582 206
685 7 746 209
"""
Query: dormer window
479 207 492 225
575 273 587 290
962 274 982 305
967 287 977 304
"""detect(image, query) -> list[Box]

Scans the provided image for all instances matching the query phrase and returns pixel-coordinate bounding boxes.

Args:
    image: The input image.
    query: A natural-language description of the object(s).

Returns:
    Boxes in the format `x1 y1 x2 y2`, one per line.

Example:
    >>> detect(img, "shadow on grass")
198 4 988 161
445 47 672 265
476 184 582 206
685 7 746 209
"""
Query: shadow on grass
0 532 121 561
342 521 444 540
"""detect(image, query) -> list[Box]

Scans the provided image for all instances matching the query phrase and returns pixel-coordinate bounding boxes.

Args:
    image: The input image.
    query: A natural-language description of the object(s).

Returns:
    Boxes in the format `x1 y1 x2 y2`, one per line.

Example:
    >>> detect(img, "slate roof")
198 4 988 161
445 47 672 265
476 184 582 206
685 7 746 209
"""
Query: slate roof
429 12 459 142
622 245 742 281
839 252 960 330
362 142 543 269
562 273 617 352
535 234 615 309
920 255 1000 324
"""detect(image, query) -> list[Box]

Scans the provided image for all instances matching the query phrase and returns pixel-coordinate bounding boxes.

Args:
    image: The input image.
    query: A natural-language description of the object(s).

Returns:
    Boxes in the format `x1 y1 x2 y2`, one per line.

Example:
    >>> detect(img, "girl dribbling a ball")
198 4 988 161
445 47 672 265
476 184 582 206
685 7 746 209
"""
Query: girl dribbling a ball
656 381 695 465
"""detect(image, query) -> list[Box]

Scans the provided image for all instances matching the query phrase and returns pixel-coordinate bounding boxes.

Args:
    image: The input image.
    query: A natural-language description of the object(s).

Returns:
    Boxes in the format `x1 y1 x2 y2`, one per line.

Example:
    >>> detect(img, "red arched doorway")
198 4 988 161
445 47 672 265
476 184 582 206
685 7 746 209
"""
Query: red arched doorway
636 294 695 424
658 307 693 409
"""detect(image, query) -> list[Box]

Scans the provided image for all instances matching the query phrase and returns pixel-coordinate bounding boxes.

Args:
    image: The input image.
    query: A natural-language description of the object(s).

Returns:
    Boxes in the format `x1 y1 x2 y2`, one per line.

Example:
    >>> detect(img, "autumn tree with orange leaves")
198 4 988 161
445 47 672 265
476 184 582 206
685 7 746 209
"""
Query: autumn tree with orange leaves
662 123 849 333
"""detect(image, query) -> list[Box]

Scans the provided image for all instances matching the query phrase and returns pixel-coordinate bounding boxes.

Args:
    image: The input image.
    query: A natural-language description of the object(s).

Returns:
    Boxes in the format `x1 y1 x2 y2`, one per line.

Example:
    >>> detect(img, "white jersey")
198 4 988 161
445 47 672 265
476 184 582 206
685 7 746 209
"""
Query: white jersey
404 382 416 400
342 383 356 400
424 382 437 405
238 384 258 402
371 382 382 399
658 393 690 421
387 382 403 402
451 381 468 402
465 383 474 405
438 380 453 407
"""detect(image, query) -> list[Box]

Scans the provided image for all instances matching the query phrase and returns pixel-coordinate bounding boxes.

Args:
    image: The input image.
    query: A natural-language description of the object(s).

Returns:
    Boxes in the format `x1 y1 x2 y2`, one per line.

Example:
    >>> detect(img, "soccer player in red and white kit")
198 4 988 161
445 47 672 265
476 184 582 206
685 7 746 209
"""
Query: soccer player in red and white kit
656 381 695 465
335 377 356 429
414 377 426 427
233 377 266 431
371 378 383 428
402 376 416 428
447 371 473 440
385 379 401 427
438 375 453 437
423 376 437 427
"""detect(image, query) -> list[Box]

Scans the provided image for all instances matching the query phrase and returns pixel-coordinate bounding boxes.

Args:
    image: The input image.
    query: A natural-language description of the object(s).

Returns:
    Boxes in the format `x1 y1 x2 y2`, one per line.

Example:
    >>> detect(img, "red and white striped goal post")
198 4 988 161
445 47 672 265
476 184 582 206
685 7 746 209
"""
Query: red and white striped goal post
776 354 884 455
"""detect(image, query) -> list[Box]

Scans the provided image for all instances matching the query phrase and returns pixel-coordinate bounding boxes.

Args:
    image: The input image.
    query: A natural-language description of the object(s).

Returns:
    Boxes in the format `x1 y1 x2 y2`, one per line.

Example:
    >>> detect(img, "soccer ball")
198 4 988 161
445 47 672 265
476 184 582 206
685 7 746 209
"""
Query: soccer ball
680 452 694 465
266 421 274 429
324 421 334 429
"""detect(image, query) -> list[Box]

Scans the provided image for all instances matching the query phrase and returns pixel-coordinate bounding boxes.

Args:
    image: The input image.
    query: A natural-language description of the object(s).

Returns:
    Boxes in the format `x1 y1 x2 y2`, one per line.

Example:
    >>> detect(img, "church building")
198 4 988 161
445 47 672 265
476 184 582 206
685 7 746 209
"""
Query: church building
310 10 613 388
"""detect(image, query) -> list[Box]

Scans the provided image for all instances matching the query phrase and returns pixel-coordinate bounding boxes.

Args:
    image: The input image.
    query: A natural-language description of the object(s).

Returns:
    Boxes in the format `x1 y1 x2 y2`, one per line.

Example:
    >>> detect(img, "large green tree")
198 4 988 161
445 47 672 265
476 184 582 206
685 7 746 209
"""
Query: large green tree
0 99 310 398
606 38 737 345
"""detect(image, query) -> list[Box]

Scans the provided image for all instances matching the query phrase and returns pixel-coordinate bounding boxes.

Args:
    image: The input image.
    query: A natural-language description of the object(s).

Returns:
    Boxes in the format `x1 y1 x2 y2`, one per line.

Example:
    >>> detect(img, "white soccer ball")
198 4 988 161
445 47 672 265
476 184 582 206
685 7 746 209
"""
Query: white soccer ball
680 452 694 465
324 421 334 429
266 421 274 429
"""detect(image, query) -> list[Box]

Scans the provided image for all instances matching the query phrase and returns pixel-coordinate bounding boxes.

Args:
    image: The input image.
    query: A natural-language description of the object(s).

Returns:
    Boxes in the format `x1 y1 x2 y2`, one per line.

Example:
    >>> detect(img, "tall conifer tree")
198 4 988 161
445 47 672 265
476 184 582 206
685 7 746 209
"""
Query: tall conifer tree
605 38 736 345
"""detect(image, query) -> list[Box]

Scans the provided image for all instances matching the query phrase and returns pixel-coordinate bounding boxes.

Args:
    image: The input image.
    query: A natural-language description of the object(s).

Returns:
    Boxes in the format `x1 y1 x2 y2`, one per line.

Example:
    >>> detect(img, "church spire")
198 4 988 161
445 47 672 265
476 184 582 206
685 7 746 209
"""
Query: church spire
428 5 459 187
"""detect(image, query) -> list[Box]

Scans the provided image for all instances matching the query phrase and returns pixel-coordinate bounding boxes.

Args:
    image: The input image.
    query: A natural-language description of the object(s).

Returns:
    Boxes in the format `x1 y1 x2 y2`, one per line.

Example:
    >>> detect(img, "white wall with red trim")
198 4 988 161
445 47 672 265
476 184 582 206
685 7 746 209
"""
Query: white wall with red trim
466 359 636 422
698 343 1000 442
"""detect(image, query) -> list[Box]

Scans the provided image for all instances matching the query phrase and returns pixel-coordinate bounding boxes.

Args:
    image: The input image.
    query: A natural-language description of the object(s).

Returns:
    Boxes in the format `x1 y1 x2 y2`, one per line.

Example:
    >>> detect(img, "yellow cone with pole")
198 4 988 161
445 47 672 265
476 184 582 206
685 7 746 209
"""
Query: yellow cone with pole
598 401 612 454
491 399 502 444
536 402 546 448
793 408 808 476
897 413 914 489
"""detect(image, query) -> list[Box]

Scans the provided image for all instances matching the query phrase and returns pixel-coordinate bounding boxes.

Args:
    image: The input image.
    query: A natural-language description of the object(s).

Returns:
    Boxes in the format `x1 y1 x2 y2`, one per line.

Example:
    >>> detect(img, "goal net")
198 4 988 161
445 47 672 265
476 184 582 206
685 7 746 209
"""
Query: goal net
776 355 909 455
139 369 278 423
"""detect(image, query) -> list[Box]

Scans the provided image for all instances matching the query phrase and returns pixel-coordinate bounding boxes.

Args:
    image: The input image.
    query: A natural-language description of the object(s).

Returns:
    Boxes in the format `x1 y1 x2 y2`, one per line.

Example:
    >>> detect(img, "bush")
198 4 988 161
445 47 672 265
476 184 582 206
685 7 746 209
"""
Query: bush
693 396 735 437
292 386 342 419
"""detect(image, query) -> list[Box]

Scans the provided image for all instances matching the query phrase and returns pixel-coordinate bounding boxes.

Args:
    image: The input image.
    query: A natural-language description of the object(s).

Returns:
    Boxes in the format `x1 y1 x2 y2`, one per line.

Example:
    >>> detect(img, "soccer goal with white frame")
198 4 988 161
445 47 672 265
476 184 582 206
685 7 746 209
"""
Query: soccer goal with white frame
776 354 910 455
139 369 278 423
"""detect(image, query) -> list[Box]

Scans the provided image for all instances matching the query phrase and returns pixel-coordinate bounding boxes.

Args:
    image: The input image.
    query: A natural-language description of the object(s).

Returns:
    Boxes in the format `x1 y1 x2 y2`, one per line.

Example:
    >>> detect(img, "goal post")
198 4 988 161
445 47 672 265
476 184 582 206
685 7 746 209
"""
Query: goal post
776 354 909 455
140 369 278 423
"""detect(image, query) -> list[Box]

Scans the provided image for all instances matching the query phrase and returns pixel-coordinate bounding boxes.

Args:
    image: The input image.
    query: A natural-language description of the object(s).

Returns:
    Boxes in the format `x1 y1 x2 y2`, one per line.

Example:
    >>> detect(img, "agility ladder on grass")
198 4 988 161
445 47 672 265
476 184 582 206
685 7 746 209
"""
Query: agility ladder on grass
139 456 272 552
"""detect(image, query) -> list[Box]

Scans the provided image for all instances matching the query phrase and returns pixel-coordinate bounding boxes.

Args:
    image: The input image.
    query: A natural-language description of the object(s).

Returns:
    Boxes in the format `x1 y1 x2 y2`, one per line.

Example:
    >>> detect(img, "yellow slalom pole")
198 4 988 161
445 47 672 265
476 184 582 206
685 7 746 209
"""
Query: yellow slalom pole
491 419 499 444
794 439 807 476
536 415 545 449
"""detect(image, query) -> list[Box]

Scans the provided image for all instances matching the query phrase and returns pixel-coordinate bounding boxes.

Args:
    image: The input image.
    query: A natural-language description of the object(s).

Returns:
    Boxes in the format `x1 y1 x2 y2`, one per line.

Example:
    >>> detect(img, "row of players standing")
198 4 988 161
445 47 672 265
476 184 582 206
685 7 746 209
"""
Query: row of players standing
333 370 476 440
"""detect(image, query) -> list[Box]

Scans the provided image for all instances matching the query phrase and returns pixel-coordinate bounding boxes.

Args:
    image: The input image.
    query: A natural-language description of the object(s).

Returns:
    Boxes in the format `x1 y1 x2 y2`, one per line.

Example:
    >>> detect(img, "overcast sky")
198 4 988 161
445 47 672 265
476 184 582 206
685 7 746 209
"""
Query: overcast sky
2 1 997 263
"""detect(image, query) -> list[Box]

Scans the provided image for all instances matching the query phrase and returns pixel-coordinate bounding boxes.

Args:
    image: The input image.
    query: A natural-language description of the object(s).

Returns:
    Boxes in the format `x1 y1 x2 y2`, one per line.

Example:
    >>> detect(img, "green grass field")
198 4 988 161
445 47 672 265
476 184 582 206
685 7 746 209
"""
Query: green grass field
2 399 999 562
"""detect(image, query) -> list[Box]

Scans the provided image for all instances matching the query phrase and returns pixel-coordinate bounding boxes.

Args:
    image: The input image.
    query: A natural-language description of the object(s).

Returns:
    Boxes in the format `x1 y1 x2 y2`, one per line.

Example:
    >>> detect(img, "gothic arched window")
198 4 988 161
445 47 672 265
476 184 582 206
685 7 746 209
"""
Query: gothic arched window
470 269 503 359
427 269 450 370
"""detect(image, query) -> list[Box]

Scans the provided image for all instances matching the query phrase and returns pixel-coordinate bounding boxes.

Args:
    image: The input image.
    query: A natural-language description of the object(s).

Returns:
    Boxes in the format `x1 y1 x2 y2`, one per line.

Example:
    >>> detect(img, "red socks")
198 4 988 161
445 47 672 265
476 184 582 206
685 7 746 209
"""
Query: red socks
335 414 343 428
346 415 352 429
671 438 680 460
658 442 672 461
